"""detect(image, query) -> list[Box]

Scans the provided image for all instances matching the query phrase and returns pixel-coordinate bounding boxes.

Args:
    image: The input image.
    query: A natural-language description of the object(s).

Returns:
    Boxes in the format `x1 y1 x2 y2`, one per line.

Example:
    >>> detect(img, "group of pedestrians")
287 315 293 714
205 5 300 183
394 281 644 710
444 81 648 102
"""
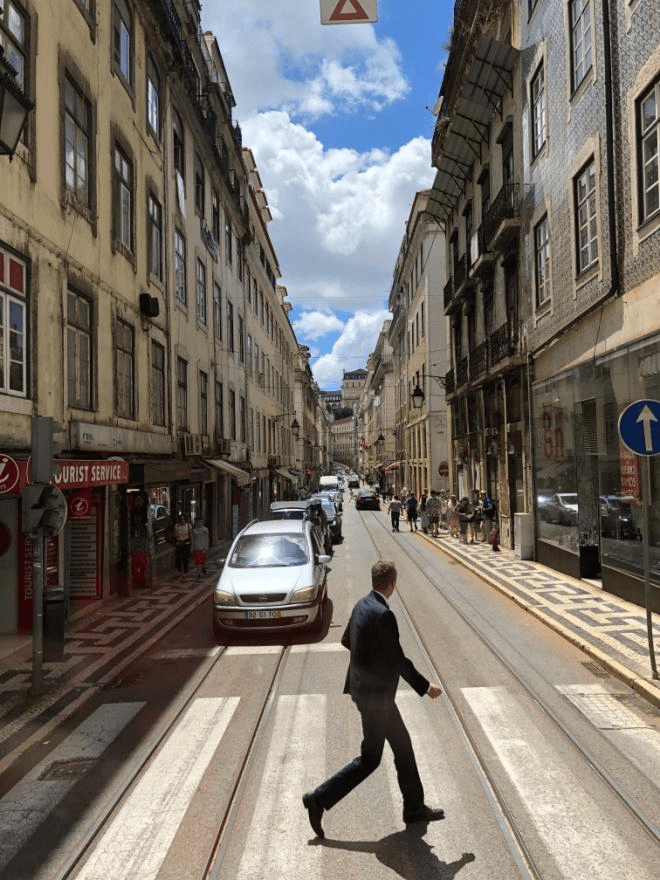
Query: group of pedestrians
384 488 498 549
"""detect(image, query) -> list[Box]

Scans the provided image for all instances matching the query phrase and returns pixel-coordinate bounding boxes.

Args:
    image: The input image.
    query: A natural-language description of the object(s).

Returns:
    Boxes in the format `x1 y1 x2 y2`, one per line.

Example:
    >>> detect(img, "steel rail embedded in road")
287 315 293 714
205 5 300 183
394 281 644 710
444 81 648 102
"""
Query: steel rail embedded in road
360 508 660 851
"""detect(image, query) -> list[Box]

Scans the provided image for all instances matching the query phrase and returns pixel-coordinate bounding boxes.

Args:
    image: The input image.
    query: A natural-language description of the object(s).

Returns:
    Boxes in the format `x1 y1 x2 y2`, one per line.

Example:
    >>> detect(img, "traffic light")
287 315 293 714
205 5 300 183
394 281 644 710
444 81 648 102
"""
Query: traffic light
31 417 65 483
21 485 68 539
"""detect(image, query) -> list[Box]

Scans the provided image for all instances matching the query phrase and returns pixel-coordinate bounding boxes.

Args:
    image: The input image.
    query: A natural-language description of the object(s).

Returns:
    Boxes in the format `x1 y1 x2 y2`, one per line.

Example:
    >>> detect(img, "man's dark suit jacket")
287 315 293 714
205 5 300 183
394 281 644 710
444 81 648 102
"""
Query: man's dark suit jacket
341 590 429 703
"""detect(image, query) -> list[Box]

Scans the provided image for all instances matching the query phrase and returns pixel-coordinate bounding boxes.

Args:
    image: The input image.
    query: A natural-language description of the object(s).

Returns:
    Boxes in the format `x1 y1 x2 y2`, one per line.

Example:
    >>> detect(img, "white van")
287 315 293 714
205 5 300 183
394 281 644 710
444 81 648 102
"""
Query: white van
318 475 340 493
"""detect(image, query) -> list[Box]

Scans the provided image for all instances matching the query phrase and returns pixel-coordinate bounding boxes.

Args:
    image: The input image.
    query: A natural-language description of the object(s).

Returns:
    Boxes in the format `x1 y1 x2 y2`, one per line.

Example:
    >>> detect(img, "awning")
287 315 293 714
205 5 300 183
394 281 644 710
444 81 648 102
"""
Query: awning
274 467 297 482
430 34 519 226
384 461 401 473
205 459 252 486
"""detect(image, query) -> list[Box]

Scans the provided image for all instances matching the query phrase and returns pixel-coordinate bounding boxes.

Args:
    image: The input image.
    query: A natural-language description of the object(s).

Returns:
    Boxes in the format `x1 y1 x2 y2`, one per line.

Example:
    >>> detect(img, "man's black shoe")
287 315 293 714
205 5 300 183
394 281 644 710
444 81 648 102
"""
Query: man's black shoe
302 792 325 838
403 805 445 824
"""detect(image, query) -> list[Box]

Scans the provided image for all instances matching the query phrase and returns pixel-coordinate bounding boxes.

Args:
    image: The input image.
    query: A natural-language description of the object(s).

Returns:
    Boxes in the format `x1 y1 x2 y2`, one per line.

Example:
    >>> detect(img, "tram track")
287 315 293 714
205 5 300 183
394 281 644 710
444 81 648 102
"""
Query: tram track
360 509 660 860
39 505 660 879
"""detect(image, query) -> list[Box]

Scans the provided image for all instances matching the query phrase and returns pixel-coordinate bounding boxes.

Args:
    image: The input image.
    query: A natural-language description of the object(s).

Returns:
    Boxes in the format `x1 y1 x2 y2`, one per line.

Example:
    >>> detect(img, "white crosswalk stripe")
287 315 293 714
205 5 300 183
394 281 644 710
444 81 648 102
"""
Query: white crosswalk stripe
462 685 657 879
0 703 144 868
235 694 327 879
75 697 239 880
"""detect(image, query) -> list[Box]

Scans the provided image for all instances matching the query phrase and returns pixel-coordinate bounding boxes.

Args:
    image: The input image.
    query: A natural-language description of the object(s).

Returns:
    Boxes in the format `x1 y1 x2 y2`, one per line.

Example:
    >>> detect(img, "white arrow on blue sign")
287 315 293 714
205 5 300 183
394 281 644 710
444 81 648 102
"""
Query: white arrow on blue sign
618 399 660 456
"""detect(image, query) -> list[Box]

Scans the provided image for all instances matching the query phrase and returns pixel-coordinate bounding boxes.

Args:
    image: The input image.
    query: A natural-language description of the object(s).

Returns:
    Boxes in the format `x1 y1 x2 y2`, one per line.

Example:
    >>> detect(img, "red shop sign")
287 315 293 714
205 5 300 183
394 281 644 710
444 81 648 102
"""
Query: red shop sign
0 457 130 493
68 489 93 519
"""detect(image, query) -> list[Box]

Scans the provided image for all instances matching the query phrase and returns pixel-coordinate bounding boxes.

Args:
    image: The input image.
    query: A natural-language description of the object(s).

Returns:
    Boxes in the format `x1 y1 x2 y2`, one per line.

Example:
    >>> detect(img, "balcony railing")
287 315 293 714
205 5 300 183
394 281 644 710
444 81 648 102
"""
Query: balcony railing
448 322 521 394
483 183 521 249
443 276 454 311
490 321 519 365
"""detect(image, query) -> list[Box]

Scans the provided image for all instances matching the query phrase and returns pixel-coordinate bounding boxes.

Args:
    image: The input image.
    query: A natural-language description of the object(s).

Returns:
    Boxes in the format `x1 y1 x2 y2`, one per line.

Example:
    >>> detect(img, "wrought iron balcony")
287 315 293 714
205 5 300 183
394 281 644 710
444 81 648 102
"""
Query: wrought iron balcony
490 321 520 365
484 183 521 252
443 276 454 311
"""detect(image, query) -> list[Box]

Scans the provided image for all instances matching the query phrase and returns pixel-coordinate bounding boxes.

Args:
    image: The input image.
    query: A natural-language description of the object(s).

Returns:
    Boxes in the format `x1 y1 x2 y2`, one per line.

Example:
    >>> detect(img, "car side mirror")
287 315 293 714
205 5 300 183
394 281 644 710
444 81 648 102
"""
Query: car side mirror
317 554 331 565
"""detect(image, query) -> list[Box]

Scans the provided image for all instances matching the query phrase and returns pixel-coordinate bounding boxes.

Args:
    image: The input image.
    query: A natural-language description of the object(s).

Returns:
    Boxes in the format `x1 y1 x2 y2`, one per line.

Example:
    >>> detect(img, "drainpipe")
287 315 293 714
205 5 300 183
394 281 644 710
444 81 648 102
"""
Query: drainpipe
602 0 620 300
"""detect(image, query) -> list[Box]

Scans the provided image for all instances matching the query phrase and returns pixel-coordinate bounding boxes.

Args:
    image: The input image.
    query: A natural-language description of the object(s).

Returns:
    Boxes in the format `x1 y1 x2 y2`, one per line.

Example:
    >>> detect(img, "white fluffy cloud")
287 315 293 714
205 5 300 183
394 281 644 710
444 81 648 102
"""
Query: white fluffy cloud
203 2 436 386
310 311 391 388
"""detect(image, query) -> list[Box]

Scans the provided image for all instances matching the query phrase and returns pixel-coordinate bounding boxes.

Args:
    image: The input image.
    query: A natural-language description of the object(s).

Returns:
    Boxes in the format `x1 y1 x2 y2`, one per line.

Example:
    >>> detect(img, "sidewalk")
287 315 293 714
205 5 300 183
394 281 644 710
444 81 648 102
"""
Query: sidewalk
416 526 660 708
0 543 230 775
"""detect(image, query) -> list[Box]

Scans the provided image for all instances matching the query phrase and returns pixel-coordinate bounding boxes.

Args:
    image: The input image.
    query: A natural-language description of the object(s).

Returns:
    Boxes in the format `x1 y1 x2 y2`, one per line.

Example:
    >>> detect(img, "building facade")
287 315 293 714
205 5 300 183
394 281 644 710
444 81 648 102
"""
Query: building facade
429 0 660 606
0 1 310 633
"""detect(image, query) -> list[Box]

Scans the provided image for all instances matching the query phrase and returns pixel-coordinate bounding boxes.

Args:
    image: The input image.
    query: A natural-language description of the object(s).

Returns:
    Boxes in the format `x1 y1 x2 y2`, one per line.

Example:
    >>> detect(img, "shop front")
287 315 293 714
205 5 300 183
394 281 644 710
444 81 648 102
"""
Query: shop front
0 456 129 634
533 334 660 610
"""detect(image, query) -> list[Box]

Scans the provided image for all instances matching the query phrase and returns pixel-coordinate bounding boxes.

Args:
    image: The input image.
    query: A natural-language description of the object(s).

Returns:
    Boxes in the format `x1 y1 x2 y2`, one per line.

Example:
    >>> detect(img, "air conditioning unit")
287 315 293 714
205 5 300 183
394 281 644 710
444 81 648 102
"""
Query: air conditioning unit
139 292 160 318
182 434 202 456
216 438 232 456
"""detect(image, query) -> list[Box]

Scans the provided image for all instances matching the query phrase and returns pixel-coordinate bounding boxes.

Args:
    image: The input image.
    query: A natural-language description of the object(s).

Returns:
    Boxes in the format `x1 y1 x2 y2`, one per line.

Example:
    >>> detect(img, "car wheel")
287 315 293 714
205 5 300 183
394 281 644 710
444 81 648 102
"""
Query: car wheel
311 596 326 633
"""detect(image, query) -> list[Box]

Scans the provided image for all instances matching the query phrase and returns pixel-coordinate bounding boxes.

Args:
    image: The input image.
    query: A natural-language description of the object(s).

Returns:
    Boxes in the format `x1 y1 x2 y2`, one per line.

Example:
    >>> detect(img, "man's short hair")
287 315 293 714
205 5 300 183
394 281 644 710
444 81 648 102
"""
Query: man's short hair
372 559 396 591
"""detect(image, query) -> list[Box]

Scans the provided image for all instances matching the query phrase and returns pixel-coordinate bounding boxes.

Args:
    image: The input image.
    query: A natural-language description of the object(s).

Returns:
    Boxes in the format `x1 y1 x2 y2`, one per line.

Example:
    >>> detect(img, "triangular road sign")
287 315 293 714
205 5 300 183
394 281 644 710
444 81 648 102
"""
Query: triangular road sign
320 0 378 25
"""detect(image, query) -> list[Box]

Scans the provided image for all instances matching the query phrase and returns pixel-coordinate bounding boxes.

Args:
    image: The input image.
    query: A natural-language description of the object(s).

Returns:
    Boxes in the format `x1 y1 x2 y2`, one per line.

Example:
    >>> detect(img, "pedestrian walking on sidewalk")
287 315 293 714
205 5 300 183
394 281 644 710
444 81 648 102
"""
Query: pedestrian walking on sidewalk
479 491 496 544
302 560 444 839
174 514 192 576
192 517 210 577
389 495 402 532
456 497 473 544
425 490 441 537
405 492 418 531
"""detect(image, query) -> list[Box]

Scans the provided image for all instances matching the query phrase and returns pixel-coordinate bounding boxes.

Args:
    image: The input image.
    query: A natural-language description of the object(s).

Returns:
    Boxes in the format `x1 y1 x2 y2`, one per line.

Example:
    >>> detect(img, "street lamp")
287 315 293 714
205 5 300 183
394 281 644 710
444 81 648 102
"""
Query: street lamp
272 412 300 441
0 46 34 158
411 372 446 409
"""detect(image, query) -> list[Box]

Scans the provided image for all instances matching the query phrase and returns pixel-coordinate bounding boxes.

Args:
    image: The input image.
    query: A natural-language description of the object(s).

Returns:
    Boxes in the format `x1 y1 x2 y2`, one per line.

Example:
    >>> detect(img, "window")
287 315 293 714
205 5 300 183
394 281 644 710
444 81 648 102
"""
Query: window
113 144 133 251
225 220 233 265
215 380 224 438
575 160 598 273
112 0 132 87
0 247 27 396
531 61 546 157
67 289 92 409
212 190 220 243
148 193 163 280
146 56 161 138
534 215 551 308
227 300 234 352
239 395 246 443
151 340 165 426
199 370 208 435
1 2 28 100
569 0 592 91
176 356 188 430
238 314 244 362
64 74 91 206
115 319 134 419
228 388 236 440
194 154 205 217
196 258 207 324
213 282 222 339
172 110 184 180
639 78 660 222
175 229 186 304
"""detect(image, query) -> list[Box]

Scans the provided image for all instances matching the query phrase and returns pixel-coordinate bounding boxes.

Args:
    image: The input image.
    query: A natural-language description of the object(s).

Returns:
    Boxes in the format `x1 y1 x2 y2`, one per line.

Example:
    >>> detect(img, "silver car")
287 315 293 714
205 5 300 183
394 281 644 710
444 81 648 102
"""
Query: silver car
212 519 331 637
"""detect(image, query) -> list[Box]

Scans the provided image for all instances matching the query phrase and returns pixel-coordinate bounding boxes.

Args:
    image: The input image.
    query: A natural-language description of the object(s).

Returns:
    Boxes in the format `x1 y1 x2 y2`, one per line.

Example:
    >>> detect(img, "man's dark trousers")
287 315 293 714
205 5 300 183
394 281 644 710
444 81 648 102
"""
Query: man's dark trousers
312 695 424 812
391 512 400 531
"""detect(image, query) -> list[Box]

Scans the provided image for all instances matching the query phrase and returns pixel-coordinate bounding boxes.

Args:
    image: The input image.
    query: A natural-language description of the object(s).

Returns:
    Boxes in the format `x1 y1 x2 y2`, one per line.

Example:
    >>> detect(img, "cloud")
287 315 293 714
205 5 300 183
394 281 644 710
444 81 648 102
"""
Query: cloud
310 311 391 388
242 111 434 313
291 310 345 341
205 1 407 121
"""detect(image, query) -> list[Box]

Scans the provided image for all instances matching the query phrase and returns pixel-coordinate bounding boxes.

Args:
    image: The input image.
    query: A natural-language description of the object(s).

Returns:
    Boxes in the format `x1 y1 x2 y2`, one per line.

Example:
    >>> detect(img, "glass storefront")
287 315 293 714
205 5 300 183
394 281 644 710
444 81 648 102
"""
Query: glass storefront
533 333 660 584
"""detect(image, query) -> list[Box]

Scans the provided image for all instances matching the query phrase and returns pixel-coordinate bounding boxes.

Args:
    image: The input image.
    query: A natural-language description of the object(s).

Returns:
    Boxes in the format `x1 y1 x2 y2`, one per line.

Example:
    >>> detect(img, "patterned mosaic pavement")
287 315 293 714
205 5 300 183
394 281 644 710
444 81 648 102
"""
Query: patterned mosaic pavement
423 530 660 705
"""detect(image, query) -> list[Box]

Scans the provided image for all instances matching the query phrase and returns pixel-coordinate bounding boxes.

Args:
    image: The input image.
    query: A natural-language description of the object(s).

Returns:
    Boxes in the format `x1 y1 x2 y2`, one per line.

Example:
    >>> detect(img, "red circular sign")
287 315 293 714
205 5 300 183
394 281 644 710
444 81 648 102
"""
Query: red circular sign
0 454 20 494
438 462 449 477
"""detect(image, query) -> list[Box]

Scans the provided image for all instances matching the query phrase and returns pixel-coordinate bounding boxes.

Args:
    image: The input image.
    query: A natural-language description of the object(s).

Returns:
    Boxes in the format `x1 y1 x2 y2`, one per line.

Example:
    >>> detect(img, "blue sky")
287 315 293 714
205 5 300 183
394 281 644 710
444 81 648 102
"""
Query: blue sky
204 1 453 389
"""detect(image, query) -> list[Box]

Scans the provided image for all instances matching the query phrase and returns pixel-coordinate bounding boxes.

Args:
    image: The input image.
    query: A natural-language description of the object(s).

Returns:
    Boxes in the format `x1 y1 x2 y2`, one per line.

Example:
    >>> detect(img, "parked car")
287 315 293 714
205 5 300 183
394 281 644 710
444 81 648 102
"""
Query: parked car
310 494 342 544
600 495 639 540
316 488 343 512
355 489 381 511
212 519 331 636
269 499 332 554
548 493 579 525
347 475 360 489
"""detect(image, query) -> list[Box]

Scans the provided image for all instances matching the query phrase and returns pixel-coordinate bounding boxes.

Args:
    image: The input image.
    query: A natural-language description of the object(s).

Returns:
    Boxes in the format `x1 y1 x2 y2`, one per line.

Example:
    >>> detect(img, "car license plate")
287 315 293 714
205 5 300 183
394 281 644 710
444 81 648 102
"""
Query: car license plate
245 610 282 620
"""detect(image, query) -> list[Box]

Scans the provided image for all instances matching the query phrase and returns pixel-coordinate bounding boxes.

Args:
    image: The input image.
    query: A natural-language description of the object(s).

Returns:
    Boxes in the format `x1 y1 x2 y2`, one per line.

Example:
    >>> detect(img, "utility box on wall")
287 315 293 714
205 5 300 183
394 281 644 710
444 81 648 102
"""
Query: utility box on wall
514 512 534 560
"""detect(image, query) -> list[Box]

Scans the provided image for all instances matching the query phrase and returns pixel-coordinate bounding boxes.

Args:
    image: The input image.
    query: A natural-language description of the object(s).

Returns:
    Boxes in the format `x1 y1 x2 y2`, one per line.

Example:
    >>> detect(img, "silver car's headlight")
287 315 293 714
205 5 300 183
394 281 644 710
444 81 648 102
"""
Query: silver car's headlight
213 589 235 605
291 585 318 603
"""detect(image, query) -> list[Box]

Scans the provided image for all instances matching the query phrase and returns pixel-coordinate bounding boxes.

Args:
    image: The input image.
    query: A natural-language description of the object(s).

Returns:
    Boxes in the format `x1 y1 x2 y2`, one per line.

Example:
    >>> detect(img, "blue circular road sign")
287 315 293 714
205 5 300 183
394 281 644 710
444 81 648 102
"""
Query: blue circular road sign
618 399 660 456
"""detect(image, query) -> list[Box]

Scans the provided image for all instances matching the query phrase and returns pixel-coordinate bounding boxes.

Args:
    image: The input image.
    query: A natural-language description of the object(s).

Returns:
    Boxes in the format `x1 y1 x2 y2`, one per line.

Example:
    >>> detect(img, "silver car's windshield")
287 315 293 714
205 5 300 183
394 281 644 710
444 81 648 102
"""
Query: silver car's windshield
229 534 309 568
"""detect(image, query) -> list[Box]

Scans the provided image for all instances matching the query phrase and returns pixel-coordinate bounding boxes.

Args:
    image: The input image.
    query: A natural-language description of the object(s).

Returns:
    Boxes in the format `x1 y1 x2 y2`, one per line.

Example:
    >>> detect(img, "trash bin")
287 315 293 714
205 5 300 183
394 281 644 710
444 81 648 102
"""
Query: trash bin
43 586 66 662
